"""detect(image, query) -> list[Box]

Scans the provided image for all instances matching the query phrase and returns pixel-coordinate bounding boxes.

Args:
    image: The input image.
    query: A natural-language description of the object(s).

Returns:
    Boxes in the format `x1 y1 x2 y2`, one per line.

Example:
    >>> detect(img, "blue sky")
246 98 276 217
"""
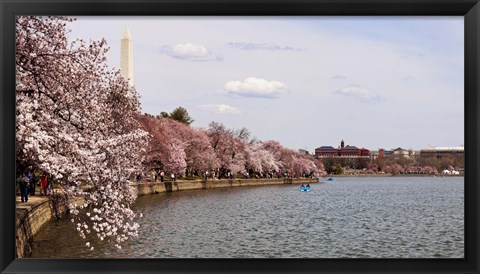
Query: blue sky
68 16 464 152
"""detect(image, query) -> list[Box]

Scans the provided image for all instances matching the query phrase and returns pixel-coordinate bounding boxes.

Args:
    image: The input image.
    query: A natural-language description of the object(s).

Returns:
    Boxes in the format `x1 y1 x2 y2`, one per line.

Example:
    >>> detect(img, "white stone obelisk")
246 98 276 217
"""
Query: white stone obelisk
120 28 134 86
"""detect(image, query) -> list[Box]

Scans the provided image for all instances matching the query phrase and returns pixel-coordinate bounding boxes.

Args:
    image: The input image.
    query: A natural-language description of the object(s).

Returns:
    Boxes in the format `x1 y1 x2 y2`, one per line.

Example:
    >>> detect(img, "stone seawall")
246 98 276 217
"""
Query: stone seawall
134 178 317 195
15 195 75 258
16 178 318 258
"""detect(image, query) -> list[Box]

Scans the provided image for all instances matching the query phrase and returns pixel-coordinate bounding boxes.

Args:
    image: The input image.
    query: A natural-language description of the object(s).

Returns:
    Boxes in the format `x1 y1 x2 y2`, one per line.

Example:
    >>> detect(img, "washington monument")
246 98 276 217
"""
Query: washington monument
120 28 133 86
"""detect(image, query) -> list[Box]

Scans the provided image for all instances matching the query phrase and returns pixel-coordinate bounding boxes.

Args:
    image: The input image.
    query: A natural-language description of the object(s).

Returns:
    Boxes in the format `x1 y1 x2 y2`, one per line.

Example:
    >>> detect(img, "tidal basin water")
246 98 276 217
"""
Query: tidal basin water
31 176 464 258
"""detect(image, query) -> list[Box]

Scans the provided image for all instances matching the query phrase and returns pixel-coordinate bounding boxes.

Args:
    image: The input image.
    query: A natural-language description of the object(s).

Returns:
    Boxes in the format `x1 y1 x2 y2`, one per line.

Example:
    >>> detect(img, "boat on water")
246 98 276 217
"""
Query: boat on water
300 185 311 191
327 177 334 181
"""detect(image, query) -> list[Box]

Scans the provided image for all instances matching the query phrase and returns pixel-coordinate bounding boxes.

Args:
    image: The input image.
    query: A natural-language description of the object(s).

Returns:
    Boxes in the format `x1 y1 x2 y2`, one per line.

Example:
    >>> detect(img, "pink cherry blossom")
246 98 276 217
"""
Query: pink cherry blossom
16 16 148 248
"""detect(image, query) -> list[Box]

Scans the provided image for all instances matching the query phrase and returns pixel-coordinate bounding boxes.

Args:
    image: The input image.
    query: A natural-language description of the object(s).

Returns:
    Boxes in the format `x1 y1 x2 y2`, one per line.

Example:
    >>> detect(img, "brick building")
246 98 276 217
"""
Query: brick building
315 140 370 158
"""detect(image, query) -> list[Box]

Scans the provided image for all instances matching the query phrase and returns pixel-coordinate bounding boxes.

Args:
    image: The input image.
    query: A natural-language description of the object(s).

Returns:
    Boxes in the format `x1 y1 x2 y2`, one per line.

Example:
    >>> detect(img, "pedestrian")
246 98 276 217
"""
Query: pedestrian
46 178 52 196
160 171 164 182
204 171 209 181
27 170 36 196
154 170 158 182
170 173 175 182
151 170 155 182
136 173 142 184
41 174 48 196
20 174 30 203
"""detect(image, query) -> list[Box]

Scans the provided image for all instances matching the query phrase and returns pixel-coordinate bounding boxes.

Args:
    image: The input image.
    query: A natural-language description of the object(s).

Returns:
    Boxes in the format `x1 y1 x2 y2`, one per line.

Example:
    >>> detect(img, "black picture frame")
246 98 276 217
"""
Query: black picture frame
1 0 478 273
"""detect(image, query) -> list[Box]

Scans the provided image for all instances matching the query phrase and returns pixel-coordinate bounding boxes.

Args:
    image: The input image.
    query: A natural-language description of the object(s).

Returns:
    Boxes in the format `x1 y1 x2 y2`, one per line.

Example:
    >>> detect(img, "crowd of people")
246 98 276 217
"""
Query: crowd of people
133 168 315 184
17 167 314 203
136 169 168 184
16 169 52 203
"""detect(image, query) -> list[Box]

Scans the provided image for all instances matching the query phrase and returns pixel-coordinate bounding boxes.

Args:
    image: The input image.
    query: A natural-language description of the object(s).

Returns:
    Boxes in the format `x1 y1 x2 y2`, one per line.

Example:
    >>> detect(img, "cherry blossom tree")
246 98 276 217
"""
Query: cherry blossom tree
290 156 319 177
244 144 279 175
139 117 325 179
383 164 404 175
421 166 438 174
184 128 219 175
155 118 188 175
137 115 220 176
260 140 324 177
207 122 248 177
311 158 327 177
367 163 379 173
401 165 438 174
16 16 148 249
260 140 291 170
136 114 186 175
16 16 329 252
405 165 420 173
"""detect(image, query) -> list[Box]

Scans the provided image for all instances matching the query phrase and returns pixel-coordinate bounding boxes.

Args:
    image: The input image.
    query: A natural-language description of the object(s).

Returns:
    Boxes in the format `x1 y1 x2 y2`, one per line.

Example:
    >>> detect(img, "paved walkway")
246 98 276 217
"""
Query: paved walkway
15 195 50 229
16 195 49 206
16 194 49 203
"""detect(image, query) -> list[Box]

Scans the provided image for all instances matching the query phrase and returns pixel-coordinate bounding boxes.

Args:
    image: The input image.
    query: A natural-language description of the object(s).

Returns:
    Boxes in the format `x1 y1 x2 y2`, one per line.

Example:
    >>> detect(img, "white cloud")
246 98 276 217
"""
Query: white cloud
160 43 221 61
224 77 288 98
227 42 302 51
333 86 381 103
198 104 241 115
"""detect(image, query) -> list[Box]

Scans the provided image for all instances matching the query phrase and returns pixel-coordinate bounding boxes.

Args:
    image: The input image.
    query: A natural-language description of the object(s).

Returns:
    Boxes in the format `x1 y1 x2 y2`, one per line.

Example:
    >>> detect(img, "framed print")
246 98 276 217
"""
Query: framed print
1 0 479 273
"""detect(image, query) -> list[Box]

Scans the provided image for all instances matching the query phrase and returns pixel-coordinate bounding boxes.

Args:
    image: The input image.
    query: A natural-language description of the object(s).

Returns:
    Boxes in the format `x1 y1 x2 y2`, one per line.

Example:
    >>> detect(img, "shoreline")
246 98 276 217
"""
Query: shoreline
132 177 318 195
15 174 463 258
16 177 317 258
327 174 463 177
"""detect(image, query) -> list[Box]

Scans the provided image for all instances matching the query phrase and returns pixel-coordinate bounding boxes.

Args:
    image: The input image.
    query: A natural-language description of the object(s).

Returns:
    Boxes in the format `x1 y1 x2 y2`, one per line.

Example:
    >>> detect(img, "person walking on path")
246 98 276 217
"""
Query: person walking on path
204 171 209 181
47 174 53 195
41 174 48 196
27 170 36 196
170 173 176 182
160 171 164 182
18 174 30 203
136 173 142 184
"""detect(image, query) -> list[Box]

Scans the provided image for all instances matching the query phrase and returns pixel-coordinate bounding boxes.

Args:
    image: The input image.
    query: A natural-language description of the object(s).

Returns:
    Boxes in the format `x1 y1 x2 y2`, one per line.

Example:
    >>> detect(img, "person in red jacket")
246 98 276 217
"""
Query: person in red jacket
41 174 48 196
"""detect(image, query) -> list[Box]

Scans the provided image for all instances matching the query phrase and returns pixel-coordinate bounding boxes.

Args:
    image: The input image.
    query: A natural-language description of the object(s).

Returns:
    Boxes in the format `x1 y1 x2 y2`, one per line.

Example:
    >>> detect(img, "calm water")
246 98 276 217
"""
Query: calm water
30 177 464 258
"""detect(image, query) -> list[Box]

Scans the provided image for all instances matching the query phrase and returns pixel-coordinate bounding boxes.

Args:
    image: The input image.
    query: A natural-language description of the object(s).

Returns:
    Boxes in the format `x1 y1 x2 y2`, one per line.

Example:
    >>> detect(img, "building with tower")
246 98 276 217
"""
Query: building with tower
315 140 370 158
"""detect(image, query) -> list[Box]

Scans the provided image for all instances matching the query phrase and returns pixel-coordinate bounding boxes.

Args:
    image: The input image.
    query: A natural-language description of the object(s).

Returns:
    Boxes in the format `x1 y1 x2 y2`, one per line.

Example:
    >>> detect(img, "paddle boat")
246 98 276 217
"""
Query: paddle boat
300 185 311 191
